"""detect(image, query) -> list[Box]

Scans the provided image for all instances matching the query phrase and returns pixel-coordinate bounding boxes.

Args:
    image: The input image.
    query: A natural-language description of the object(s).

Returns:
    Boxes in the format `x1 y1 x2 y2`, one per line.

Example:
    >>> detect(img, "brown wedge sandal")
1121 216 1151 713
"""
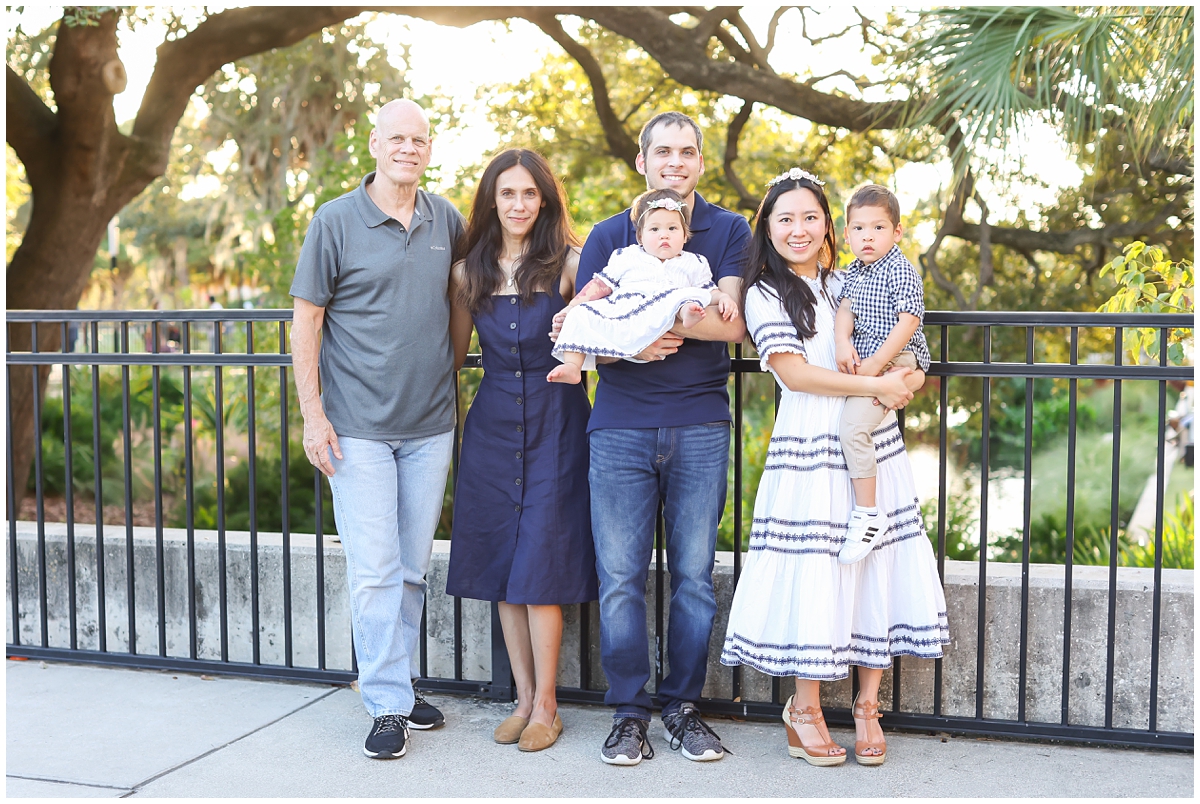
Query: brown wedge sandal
782 694 847 766
851 692 887 766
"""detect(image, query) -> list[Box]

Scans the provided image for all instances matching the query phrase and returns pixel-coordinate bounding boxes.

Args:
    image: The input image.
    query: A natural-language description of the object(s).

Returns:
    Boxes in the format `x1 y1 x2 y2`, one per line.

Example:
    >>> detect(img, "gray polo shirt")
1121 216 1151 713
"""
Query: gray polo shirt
290 172 465 440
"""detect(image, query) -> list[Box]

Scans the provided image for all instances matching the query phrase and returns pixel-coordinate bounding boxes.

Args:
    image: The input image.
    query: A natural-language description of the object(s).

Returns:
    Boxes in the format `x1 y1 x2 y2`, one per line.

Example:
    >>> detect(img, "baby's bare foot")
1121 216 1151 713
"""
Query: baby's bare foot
679 303 706 328
547 364 582 384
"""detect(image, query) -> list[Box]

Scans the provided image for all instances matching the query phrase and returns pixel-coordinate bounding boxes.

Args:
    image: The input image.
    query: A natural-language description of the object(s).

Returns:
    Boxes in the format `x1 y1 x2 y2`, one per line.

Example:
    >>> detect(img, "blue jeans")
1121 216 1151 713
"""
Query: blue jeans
589 424 730 720
327 431 453 718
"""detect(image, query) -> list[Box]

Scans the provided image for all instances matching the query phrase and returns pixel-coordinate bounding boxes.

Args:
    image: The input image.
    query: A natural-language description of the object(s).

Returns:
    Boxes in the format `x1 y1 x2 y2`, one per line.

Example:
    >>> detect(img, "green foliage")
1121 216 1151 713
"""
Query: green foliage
7 146 30 263
903 6 1194 171
988 514 1120 567
465 21 903 234
1122 493 1195 570
921 478 982 562
6 16 57 108
87 18 421 309
718 371 777 552
61 7 119 27
179 447 336 536
919 379 1189 568
33 367 181 505
1098 241 1194 365
237 125 375 306
987 388 1097 469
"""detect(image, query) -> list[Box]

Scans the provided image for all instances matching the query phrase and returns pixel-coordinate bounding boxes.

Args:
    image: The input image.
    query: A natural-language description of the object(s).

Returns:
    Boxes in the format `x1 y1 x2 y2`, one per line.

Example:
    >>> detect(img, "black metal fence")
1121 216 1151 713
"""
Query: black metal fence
5 309 1193 751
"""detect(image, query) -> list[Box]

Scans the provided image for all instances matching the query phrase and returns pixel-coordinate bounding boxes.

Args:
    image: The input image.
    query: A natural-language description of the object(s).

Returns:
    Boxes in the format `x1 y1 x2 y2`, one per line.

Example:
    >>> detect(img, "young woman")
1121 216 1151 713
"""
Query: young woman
721 168 949 767
446 149 597 752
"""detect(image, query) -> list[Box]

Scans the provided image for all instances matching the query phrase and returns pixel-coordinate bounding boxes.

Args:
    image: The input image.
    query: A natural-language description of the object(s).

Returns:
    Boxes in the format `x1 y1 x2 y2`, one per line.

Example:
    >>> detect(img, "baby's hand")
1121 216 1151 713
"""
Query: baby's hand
835 342 860 375
717 294 739 321
548 309 568 342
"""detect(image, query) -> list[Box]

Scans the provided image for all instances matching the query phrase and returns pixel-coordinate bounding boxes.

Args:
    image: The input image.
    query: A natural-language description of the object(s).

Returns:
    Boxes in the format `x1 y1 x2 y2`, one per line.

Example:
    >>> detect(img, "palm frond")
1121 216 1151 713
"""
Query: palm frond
899 6 1194 172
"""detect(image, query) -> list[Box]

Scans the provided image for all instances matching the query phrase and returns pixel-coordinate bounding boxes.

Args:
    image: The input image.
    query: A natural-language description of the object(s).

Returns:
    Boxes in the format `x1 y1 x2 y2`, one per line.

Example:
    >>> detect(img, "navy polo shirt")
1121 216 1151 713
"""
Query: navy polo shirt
576 192 751 432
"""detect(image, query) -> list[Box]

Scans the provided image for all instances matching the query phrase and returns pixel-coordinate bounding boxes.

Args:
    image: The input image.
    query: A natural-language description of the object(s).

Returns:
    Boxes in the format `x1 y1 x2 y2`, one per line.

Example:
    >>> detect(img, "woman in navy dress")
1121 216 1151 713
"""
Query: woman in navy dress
447 149 597 752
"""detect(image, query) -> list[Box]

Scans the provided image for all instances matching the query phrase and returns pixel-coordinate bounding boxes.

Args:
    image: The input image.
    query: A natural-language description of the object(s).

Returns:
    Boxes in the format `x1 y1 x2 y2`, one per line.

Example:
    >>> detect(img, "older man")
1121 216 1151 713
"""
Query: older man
290 99 464 759
568 111 751 765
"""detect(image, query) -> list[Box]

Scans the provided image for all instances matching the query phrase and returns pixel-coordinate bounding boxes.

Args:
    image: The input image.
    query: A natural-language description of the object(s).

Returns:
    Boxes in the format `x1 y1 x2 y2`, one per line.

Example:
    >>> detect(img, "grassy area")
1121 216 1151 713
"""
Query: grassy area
1028 380 1183 534
922 380 1194 568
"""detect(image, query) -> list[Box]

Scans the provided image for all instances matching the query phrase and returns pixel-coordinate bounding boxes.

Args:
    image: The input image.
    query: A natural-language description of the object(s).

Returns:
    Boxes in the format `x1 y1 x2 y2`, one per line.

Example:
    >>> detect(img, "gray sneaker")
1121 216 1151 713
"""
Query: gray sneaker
601 717 654 765
662 703 728 761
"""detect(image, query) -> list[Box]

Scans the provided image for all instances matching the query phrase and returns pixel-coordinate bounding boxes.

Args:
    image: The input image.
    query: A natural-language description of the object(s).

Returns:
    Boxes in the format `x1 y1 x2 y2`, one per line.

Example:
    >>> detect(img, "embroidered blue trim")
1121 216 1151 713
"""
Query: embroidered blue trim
763 460 851 473
720 630 950 678
750 528 844 544
770 433 841 445
552 342 635 358
767 445 844 461
575 288 681 321
758 331 806 345
747 544 841 556
752 320 800 340
759 344 807 360
753 516 850 530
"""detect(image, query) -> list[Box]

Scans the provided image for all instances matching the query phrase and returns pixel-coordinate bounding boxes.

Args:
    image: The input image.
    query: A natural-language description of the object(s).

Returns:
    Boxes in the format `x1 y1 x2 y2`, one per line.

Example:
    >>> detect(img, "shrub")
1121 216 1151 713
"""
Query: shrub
1122 493 1195 570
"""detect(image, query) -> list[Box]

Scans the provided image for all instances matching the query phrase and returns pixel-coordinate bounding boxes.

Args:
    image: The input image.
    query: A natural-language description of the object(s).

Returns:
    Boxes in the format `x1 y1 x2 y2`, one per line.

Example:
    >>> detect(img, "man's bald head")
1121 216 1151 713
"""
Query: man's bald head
375 99 429 137
369 99 433 190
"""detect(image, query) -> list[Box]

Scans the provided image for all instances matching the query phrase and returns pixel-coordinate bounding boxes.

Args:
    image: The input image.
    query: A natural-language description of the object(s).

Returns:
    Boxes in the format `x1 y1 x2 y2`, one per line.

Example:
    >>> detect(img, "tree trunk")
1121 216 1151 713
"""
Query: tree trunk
7 12 137 515
6 7 379 513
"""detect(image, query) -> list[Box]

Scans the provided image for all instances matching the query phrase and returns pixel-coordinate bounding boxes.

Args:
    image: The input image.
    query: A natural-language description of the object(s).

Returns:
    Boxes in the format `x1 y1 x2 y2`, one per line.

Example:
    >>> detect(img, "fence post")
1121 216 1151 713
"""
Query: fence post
487 601 514 701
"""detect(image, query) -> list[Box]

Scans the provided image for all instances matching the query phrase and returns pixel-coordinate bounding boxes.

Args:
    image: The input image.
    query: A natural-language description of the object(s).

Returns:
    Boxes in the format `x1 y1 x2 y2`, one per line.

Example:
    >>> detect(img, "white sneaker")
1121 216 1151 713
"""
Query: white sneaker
839 509 886 565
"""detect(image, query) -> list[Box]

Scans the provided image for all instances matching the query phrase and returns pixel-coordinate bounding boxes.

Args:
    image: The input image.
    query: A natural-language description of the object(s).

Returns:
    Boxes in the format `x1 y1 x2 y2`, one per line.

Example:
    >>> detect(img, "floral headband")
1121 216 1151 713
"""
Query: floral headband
766 167 825 188
645 198 686 213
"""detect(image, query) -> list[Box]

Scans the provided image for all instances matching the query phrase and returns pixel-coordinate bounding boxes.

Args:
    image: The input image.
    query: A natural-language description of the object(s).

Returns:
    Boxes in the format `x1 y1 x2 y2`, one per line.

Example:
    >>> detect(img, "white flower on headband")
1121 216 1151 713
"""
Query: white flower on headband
646 198 686 213
766 167 825 188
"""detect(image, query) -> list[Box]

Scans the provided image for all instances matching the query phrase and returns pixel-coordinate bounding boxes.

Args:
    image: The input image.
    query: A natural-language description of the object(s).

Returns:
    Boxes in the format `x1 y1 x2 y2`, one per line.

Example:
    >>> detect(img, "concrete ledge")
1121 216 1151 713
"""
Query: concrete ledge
6 521 1192 733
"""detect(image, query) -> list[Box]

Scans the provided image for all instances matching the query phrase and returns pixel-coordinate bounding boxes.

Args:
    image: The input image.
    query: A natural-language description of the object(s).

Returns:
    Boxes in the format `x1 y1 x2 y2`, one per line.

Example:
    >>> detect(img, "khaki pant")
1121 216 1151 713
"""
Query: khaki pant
839 351 919 479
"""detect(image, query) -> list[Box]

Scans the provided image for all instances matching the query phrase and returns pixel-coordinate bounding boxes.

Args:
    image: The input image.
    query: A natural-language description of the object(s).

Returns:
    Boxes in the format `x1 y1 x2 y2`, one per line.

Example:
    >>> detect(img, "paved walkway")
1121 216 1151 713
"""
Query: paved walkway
5 659 1193 798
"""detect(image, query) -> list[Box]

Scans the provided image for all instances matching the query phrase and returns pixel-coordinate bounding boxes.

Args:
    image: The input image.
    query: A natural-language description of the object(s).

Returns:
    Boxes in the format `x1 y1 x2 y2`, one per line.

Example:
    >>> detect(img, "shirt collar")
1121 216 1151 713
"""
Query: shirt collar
849 244 902 274
354 172 430 229
688 192 714 233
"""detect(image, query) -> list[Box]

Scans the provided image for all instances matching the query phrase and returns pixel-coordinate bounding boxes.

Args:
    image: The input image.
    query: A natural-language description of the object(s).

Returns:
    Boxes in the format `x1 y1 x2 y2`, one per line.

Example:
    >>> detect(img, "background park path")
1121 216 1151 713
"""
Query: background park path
5 659 1193 798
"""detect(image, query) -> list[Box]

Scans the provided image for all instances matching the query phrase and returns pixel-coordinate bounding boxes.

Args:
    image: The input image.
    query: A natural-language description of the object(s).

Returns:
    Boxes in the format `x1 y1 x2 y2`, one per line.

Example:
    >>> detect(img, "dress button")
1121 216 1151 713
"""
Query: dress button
516 396 523 405
516 425 523 433
510 297 517 305
515 371 522 378
510 346 517 354
515 451 522 459
509 322 517 330
515 478 522 486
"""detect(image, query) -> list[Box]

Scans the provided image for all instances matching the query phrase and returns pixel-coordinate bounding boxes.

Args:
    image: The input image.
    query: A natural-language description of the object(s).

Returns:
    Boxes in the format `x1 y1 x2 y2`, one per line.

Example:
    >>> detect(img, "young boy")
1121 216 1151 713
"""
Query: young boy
834 184 931 565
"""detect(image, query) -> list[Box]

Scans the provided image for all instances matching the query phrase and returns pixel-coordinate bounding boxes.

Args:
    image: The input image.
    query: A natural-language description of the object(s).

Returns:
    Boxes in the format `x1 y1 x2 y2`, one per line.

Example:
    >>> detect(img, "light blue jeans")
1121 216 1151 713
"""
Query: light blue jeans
327 431 454 718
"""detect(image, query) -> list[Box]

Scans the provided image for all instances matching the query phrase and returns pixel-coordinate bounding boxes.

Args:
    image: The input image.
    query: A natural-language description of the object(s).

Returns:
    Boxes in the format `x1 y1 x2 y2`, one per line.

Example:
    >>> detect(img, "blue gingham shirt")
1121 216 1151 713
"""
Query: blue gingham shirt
837 245 931 370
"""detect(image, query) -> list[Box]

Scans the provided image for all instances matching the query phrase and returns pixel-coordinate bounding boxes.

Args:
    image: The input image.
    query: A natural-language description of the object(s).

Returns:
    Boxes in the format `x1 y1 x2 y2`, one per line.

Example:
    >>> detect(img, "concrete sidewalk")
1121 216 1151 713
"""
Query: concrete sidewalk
5 659 1193 798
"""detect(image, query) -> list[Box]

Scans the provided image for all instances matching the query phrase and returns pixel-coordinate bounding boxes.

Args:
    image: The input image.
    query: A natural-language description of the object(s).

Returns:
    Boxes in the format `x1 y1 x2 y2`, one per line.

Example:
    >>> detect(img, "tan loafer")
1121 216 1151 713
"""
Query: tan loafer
517 713 563 752
494 715 529 744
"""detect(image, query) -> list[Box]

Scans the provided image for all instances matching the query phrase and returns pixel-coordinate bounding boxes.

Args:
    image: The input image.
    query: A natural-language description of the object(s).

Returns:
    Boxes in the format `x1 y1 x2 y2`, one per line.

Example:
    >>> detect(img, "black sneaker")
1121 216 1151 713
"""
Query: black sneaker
601 717 654 766
662 703 728 761
364 714 409 759
408 691 445 730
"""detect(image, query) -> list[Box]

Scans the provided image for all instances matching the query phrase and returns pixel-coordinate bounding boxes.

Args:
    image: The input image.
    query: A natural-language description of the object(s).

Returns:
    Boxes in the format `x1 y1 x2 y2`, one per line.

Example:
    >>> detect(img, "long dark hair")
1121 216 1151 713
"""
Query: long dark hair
457 149 579 313
740 177 837 340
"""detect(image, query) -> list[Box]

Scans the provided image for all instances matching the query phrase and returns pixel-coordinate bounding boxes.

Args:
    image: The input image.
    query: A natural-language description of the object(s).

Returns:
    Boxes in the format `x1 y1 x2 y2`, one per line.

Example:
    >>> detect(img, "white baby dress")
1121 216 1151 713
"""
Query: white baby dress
552 246 715 370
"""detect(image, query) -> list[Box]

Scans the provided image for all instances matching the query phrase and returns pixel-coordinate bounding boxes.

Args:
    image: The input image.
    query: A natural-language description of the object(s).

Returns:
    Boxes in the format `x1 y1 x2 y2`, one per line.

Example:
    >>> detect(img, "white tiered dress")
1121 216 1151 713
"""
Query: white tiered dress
720 274 949 679
552 246 715 371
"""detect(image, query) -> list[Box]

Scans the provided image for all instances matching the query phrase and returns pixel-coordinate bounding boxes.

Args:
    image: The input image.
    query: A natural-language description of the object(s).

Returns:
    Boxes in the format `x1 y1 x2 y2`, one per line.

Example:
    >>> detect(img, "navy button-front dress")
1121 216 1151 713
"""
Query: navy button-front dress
447 285 598 605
